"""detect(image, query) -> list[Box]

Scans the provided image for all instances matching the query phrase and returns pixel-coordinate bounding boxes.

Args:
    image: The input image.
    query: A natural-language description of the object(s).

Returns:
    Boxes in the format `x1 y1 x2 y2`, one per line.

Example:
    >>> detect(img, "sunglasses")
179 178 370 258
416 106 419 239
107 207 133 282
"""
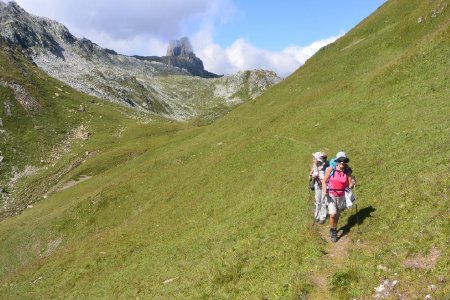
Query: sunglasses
337 158 349 163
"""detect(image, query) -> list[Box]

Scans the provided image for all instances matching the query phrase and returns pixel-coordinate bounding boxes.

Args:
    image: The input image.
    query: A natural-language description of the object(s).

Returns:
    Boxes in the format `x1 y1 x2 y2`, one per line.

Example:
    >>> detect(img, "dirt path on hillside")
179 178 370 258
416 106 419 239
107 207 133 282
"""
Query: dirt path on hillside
308 224 353 300
56 175 92 192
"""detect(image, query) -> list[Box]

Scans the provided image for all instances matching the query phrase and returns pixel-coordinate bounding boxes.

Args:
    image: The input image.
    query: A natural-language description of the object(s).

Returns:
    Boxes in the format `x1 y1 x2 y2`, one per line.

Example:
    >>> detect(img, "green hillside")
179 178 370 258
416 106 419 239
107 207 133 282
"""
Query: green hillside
0 41 178 219
0 0 449 299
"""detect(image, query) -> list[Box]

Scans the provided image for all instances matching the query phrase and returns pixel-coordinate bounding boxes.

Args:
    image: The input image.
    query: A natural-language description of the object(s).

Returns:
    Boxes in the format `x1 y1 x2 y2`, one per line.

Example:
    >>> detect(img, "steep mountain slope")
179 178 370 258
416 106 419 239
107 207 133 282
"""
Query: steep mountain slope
0 0 449 299
0 1 281 120
0 39 87 215
0 38 177 219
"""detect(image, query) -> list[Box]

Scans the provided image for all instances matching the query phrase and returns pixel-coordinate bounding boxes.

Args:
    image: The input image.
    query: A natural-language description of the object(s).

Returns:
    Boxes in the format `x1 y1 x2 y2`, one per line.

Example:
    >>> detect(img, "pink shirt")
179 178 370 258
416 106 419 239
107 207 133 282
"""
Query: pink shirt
328 170 349 197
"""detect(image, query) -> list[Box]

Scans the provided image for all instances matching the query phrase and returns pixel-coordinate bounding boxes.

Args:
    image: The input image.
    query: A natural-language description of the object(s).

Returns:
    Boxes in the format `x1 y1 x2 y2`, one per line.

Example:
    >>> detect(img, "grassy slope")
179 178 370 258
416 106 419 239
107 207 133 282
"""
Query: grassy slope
0 0 449 299
0 43 87 214
0 43 184 217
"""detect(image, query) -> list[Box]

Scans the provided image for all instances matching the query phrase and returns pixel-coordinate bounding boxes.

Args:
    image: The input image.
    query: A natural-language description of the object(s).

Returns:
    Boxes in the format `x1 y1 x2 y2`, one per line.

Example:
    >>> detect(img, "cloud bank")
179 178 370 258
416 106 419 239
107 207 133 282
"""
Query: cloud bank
11 0 342 77
198 35 343 77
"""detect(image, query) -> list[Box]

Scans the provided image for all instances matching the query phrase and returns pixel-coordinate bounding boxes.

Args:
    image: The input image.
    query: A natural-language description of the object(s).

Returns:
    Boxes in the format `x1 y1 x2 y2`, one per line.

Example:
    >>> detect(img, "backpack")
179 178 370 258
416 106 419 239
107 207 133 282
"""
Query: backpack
309 161 329 190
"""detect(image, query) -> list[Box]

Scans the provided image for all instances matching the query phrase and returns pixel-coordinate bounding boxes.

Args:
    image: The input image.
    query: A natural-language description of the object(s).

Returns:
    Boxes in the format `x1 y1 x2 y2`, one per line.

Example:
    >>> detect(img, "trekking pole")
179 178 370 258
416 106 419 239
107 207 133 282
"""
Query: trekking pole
312 201 320 226
355 204 361 233
353 180 361 234
311 188 319 227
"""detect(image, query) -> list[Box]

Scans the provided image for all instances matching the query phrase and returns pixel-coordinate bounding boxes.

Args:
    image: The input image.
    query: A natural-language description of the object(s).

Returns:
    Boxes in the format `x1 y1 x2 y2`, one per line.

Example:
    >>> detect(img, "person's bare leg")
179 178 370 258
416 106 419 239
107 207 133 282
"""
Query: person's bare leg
329 214 339 242
329 214 338 229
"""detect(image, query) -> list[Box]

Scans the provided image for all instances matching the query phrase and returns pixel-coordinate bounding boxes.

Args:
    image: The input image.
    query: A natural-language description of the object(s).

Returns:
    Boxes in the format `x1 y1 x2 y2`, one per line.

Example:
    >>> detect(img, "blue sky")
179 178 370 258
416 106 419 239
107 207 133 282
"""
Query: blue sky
9 0 386 76
214 1 385 51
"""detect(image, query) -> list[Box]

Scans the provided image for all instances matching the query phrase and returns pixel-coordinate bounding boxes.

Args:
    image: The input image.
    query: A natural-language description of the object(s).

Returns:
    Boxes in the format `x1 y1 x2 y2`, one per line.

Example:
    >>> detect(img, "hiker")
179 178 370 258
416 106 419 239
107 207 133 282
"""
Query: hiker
322 151 354 242
309 152 329 224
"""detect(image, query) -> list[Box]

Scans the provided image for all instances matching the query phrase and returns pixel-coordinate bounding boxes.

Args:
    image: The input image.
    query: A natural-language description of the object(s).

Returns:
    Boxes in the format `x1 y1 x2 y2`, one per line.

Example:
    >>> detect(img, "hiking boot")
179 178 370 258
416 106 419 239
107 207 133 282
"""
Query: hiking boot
318 219 325 224
330 228 337 243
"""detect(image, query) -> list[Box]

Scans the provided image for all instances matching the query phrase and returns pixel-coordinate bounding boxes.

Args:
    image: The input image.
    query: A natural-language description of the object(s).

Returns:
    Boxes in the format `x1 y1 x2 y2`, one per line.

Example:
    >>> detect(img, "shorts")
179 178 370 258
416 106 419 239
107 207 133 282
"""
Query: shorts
327 195 346 216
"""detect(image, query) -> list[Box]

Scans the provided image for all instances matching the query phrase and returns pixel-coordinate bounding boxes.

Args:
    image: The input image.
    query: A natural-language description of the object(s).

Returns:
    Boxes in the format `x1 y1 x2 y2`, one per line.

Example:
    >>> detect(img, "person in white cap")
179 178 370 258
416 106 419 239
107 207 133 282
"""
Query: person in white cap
322 151 354 242
308 152 329 224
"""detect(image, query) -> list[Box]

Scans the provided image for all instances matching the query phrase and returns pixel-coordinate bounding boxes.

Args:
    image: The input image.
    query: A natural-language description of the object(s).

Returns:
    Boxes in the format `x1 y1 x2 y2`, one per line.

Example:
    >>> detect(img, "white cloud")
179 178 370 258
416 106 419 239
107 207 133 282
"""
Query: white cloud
197 34 344 77
12 0 235 55
14 0 206 38
10 0 343 76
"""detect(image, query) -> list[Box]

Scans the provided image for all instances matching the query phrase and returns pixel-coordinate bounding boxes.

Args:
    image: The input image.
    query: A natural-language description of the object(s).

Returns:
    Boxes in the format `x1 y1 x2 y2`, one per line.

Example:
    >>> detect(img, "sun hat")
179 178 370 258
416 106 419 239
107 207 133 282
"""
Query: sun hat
336 151 347 159
336 151 349 162
312 151 324 160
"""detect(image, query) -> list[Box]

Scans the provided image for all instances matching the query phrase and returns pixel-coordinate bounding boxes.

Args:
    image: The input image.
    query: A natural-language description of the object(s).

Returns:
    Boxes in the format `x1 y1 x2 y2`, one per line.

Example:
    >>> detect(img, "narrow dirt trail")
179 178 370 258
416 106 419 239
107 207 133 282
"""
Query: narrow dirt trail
57 175 92 192
308 223 353 300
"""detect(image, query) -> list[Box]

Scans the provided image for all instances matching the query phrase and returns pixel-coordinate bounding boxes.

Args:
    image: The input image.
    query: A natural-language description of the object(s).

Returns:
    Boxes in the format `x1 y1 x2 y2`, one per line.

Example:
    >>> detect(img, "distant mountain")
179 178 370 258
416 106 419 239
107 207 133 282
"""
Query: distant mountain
0 1 280 120
134 37 220 79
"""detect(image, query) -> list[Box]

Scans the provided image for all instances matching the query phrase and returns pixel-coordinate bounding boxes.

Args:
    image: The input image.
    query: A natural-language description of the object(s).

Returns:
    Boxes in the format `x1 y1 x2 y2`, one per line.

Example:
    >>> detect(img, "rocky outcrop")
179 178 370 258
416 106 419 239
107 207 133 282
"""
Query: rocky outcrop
0 79 41 115
165 37 219 78
0 1 74 58
0 1 281 120
166 37 193 57
134 37 220 78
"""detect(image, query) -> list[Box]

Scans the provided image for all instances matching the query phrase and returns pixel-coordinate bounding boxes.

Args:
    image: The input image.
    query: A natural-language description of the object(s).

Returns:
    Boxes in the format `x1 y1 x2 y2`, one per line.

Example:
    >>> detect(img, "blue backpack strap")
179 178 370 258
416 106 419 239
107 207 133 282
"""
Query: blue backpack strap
329 158 337 178
324 164 334 191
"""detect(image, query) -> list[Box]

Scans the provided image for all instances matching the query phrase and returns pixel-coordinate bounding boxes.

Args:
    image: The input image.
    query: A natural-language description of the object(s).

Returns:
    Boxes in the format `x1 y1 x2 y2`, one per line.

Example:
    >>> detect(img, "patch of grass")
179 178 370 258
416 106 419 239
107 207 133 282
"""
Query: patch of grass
329 269 359 299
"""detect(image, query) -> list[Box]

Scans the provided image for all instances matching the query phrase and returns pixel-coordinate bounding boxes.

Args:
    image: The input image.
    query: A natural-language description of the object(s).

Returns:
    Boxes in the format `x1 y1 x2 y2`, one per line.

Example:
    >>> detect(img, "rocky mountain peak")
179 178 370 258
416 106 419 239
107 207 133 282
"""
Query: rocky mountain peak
0 0 76 58
0 1 25 14
165 37 219 78
167 37 193 57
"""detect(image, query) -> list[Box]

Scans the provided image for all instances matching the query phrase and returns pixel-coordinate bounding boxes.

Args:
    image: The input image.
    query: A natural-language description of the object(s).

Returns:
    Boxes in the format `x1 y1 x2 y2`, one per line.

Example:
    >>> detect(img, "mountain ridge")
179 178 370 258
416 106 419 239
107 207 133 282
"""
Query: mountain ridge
0 1 281 120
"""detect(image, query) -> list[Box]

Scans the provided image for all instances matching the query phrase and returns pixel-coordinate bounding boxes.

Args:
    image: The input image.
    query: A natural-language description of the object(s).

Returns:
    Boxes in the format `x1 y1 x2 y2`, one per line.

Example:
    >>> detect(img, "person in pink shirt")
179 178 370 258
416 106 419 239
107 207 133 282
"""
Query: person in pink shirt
322 151 355 242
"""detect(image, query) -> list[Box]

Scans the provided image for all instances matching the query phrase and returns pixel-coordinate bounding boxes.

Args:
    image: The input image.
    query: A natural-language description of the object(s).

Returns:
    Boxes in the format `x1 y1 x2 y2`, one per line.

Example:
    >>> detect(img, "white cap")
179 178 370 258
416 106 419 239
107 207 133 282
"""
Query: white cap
312 152 324 162
336 151 347 159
